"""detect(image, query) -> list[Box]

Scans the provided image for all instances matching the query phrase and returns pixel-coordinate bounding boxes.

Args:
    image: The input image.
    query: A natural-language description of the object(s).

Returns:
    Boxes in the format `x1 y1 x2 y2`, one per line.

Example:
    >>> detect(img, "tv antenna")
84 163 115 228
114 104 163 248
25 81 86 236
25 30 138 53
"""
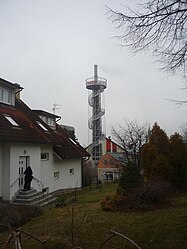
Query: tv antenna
52 103 61 114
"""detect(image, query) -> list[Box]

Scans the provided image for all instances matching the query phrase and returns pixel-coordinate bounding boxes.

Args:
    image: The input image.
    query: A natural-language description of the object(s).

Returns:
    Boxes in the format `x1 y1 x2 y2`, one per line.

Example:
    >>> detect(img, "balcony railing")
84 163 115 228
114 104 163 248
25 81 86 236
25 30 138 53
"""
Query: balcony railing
86 77 107 89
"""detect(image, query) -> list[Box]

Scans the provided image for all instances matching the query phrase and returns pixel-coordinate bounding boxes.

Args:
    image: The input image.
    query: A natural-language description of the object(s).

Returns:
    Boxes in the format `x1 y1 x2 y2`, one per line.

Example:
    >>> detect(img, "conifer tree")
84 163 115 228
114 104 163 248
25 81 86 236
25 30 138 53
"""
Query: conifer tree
117 161 143 195
141 123 170 181
169 133 187 190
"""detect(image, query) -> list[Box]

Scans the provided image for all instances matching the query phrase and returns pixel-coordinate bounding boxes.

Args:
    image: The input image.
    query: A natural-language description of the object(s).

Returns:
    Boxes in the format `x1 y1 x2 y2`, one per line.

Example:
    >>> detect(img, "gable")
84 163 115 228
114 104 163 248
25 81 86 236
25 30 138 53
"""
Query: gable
98 152 127 169
106 137 124 152
0 92 90 159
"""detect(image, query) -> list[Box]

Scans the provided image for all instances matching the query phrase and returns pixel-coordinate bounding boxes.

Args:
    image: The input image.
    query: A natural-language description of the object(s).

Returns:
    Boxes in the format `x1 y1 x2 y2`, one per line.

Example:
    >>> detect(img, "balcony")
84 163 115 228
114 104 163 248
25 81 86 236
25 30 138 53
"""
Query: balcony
86 77 107 90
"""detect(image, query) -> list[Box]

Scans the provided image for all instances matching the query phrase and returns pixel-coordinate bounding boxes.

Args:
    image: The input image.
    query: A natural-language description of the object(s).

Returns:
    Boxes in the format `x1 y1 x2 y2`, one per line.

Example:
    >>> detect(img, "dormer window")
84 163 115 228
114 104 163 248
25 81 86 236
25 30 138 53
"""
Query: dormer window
0 87 12 105
4 115 19 126
39 115 55 129
48 118 55 127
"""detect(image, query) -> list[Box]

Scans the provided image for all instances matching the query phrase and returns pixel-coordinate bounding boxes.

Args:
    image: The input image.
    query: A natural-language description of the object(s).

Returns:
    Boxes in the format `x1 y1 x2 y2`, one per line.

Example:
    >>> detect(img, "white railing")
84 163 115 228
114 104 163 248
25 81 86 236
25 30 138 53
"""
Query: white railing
33 176 44 191
10 178 19 188
10 176 44 192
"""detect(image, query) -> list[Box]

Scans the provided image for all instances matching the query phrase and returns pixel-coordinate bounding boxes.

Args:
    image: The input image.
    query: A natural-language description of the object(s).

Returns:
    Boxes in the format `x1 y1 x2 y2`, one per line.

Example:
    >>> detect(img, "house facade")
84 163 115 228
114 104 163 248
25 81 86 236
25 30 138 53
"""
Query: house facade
98 152 127 182
0 78 90 202
86 136 126 181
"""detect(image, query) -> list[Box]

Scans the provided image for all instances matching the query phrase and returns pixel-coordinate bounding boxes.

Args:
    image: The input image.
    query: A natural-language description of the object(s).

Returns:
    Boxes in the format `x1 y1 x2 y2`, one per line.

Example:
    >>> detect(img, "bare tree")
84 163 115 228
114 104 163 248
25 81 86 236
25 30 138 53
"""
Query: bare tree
112 119 149 168
181 123 187 141
107 0 187 76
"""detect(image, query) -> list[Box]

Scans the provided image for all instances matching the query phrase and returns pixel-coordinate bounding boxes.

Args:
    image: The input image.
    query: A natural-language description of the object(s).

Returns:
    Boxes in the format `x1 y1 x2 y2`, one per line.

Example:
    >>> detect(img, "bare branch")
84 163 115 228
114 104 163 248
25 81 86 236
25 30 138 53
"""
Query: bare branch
99 230 142 249
168 98 187 105
107 0 187 76
112 119 149 168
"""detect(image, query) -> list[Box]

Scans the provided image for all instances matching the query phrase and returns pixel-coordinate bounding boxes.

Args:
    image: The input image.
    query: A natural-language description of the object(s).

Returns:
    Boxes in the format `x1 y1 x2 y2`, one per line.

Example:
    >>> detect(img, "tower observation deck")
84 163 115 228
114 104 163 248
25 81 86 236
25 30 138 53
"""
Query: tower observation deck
86 65 107 165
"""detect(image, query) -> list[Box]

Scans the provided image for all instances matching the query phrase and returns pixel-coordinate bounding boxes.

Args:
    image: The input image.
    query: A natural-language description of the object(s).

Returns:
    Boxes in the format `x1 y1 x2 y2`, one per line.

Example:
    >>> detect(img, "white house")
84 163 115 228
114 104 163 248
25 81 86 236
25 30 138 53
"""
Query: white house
0 78 90 202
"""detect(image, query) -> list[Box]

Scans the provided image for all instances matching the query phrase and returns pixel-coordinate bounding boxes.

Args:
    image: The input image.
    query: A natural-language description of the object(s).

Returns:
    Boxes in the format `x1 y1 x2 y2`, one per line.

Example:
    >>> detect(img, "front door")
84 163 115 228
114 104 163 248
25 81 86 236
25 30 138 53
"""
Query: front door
19 156 29 190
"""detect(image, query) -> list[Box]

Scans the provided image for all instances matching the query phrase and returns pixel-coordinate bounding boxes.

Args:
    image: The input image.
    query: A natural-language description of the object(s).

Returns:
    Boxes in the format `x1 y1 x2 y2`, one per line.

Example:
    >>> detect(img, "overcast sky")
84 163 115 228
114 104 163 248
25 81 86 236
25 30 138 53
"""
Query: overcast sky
0 0 186 146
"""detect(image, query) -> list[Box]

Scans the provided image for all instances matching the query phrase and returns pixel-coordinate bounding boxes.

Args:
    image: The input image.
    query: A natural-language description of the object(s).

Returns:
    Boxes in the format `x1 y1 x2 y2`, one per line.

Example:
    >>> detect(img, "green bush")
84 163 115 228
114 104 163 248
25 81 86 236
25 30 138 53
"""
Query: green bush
117 161 143 195
101 178 172 211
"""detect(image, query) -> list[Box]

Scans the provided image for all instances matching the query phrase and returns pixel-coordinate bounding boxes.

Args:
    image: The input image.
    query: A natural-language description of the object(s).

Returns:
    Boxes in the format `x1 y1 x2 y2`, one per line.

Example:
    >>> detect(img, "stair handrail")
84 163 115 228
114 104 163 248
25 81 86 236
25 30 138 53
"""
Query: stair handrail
10 177 19 188
33 176 44 191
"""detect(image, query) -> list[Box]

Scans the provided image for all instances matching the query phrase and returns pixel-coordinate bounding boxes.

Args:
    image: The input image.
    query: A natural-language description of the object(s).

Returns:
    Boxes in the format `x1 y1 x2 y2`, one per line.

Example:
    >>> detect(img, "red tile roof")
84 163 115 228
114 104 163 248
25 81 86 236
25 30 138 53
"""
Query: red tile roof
0 99 90 159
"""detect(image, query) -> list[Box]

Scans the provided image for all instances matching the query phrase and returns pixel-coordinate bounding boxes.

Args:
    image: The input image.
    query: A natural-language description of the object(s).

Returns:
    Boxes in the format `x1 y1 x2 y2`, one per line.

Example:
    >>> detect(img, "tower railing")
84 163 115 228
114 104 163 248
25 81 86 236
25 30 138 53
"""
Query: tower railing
86 77 107 89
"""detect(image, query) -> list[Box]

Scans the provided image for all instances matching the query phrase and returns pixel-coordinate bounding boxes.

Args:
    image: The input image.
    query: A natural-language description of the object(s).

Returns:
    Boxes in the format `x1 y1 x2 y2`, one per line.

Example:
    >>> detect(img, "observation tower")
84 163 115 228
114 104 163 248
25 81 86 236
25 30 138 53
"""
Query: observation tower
86 65 107 165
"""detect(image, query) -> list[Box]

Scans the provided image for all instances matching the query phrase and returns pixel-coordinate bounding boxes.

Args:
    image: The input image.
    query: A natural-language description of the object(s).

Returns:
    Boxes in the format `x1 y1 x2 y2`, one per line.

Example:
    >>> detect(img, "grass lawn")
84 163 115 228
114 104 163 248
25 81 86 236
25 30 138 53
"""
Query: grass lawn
0 182 187 249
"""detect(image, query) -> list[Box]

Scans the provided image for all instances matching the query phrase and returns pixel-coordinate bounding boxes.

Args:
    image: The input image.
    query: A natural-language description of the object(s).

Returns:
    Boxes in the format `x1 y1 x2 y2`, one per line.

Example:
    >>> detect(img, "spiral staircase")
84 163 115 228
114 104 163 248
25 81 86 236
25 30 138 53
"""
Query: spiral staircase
86 65 107 163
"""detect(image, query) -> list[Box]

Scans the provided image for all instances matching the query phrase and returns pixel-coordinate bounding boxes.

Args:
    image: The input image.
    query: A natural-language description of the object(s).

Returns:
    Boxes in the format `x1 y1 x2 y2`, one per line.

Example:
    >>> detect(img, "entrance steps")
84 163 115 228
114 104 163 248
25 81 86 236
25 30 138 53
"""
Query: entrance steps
13 189 57 207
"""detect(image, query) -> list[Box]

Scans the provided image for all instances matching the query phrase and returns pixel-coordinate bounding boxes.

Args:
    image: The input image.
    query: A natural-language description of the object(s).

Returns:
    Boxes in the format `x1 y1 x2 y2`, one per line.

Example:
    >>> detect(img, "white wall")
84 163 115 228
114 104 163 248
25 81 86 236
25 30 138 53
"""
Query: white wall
0 143 3 199
40 145 54 190
55 158 82 189
2 142 83 201
9 143 41 199
41 153 82 193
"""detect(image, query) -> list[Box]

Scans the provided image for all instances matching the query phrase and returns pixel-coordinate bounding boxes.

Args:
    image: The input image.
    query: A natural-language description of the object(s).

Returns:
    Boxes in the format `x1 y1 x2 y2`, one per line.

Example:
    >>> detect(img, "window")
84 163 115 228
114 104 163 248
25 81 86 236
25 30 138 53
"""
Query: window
54 171 60 179
104 171 114 181
47 118 55 127
41 153 49 160
70 168 74 175
0 87 12 105
69 138 77 145
4 115 19 126
39 115 47 123
39 115 55 128
42 187 49 193
37 121 48 131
